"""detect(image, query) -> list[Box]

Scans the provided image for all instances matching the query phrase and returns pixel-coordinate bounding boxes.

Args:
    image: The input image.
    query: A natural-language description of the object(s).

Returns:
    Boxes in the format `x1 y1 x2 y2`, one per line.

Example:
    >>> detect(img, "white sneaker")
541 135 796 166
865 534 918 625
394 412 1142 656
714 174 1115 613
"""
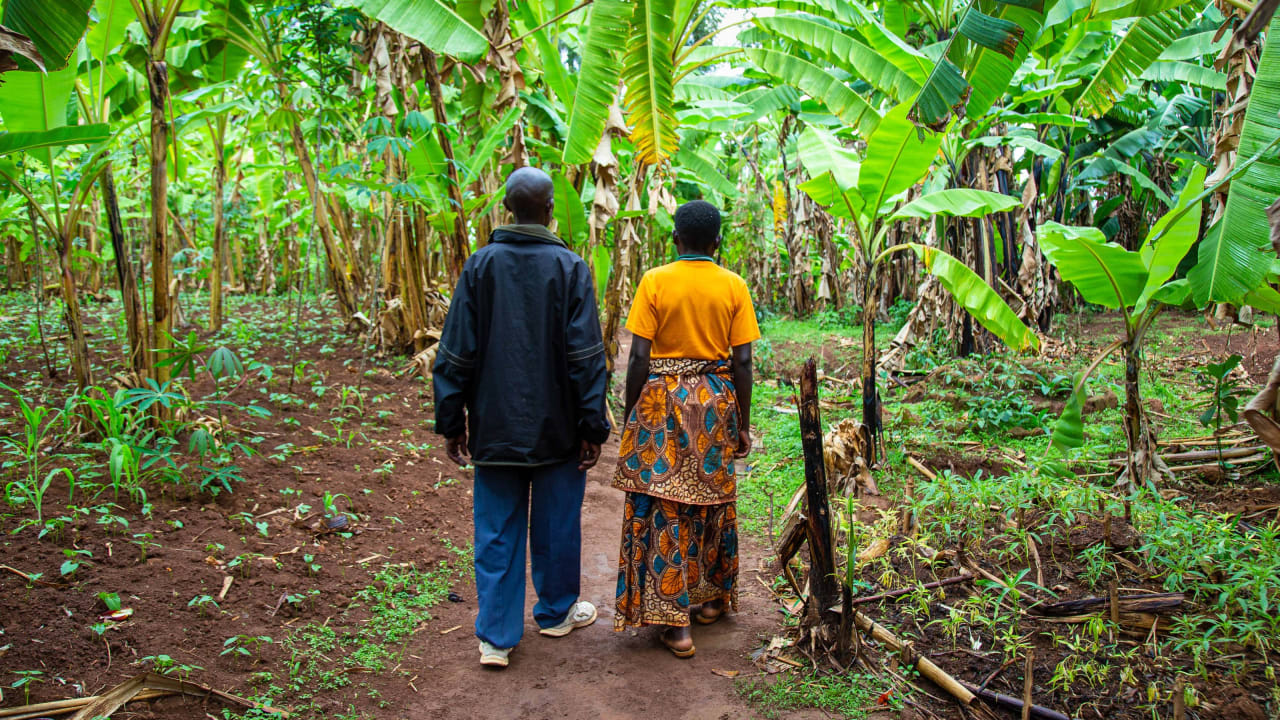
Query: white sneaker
479 640 511 667
539 601 598 637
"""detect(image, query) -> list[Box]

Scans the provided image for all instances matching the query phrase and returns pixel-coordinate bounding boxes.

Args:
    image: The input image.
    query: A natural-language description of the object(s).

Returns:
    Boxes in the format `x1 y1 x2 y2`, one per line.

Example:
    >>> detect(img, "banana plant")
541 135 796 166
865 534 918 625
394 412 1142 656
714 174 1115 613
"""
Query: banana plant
799 101 1039 458
1042 145 1280 487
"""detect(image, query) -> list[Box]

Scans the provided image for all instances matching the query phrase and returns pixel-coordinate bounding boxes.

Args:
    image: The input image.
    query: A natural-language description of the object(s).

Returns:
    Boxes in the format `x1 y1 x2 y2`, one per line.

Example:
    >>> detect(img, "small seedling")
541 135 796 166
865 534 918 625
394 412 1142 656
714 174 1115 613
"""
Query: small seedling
189 594 219 617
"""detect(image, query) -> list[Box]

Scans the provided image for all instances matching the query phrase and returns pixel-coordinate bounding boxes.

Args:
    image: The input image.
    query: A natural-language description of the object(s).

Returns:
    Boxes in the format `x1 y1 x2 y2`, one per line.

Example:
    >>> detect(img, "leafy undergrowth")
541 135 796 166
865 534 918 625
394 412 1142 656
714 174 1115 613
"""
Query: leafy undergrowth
740 312 1280 719
737 670 899 719
0 291 481 718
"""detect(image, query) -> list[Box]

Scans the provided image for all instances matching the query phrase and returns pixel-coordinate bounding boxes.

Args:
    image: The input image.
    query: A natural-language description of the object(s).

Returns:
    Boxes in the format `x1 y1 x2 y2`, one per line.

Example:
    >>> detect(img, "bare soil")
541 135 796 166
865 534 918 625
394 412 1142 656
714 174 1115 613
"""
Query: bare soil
0 306 779 719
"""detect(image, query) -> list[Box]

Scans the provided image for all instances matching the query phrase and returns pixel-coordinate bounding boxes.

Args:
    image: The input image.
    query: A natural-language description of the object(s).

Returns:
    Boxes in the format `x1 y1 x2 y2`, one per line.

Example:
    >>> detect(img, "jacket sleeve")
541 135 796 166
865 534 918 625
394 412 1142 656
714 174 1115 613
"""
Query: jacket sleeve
566 262 611 444
432 265 477 439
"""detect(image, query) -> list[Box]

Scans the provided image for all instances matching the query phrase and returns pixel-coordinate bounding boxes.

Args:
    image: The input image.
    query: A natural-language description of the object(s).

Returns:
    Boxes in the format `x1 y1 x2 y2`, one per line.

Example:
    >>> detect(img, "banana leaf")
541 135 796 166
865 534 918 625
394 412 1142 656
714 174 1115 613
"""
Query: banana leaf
797 125 860 190
910 0 1046 130
552 170 586 248
0 0 92 71
673 147 737 198
1197 12 1280 306
622 0 679 167
1137 164 1206 308
335 0 488 63
745 48 880 137
562 0 631 165
908 243 1040 352
1140 61 1226 91
859 101 943 219
1048 373 1086 454
0 124 109 156
1076 1 1205 117
752 13 922 100
1039 221 1149 309
889 188 1020 221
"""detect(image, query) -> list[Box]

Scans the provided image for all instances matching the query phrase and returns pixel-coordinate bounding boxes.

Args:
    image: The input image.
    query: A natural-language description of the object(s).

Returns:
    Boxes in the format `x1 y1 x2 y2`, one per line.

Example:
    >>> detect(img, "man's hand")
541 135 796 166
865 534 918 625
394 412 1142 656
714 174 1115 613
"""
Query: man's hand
578 440 602 471
734 428 752 459
446 433 470 467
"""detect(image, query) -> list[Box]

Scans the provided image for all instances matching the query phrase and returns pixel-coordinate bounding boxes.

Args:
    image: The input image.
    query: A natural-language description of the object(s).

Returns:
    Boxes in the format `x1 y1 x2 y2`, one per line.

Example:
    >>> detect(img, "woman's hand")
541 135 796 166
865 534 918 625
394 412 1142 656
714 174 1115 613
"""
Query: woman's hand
734 427 752 458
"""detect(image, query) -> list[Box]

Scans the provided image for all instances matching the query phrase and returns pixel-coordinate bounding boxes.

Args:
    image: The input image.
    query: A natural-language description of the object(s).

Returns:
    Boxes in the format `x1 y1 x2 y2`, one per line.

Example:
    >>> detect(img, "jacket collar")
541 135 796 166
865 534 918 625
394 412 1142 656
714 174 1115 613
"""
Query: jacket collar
490 223 566 247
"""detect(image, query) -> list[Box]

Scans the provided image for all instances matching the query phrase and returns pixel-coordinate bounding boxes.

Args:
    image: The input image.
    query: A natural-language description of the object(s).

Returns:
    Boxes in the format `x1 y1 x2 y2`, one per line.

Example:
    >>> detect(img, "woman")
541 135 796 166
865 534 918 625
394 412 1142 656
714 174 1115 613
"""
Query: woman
612 200 759 657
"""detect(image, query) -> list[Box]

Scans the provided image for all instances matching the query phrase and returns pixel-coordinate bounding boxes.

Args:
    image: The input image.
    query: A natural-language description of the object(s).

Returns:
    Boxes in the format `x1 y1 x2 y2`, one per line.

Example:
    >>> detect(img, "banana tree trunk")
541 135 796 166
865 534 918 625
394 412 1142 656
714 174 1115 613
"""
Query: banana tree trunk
55 226 93 388
282 85 358 320
147 59 173 395
861 256 882 463
423 47 469 284
101 165 147 376
603 171 647 376
1120 329 1167 490
210 136 226 330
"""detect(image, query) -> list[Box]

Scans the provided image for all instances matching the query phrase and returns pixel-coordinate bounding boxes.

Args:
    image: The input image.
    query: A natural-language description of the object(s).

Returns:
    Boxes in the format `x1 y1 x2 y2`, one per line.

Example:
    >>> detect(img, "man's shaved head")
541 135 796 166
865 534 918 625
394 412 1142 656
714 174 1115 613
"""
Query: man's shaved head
504 166 555 226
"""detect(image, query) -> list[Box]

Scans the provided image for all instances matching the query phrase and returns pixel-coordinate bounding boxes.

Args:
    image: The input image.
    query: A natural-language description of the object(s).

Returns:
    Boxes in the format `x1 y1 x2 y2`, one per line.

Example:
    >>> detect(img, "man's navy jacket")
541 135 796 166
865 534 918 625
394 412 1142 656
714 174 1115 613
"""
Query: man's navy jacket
432 224 611 466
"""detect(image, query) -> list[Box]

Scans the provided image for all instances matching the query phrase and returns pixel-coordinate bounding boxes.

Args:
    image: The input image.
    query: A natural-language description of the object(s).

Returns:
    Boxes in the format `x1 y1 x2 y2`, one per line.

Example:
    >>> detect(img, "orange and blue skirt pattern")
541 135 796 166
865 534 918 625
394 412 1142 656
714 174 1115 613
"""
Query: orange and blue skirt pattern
613 358 741 629
612 358 740 505
615 493 738 629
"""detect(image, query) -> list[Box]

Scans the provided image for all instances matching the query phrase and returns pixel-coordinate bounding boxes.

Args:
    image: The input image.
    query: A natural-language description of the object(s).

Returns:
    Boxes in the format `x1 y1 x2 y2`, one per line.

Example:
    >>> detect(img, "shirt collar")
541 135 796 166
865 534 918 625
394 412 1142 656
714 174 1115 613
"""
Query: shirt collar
491 224 567 247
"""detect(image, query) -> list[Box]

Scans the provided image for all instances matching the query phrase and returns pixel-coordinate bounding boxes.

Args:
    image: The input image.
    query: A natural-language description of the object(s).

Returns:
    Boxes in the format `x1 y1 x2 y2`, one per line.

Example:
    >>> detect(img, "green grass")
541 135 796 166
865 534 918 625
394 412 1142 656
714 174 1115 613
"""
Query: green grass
736 313 1280 716
737 670 899 719
221 549 472 719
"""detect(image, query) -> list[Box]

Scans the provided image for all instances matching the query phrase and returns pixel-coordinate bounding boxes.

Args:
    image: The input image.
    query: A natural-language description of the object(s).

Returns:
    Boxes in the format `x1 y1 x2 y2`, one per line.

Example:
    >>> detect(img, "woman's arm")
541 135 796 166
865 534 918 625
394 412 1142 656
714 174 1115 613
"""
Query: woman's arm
624 336 653 420
731 342 753 458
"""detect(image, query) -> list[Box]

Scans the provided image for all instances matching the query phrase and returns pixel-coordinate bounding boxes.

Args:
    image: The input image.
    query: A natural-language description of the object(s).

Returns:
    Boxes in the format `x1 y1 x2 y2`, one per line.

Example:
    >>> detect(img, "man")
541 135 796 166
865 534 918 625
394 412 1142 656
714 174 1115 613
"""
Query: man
433 166 610 669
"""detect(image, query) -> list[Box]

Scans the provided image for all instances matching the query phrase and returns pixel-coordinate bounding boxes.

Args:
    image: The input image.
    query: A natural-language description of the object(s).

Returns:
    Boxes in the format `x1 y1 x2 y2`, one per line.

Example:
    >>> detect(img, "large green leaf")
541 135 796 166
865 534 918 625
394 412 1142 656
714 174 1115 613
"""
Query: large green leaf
0 0 93 70
889 189 1020 222
910 0 1046 130
745 48 880 137
908 243 1040 352
515 0 573 109
1076 2 1204 117
552 170 586 248
797 125 859 190
0 63 74 132
858 101 943 219
335 0 488 63
673 147 737 197
622 0 678 167
562 0 631 165
85 0 133 63
1048 374 1086 455
458 104 521 184
1039 221 1149 309
1140 60 1226 91
0 123 108 156
1198 12 1280 306
1137 164 1206 307
200 0 251 85
752 14 922 100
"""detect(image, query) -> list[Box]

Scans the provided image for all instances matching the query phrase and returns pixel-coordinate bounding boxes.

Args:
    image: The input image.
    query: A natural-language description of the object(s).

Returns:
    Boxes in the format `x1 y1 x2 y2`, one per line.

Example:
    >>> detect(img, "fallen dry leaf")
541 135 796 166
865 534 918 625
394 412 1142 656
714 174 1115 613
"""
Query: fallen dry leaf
711 669 739 678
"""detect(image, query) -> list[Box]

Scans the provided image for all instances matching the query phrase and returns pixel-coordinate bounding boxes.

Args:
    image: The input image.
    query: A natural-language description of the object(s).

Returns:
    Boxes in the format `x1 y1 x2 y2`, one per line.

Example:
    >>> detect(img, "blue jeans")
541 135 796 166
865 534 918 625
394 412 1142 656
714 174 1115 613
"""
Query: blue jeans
472 459 586 649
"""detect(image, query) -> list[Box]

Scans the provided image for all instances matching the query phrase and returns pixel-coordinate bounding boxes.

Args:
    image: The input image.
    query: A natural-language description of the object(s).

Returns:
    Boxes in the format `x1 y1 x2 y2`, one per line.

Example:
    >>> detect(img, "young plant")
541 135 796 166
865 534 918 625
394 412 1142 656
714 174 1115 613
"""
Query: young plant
1043 159 1280 487
1193 355 1248 468
798 112 1038 458
188 594 219 617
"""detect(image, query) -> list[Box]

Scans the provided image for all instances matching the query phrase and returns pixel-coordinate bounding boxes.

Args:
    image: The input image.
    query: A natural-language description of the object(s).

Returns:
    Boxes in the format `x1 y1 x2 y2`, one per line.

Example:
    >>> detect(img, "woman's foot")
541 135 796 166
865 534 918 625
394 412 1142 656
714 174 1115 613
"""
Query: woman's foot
660 625 695 658
693 598 725 625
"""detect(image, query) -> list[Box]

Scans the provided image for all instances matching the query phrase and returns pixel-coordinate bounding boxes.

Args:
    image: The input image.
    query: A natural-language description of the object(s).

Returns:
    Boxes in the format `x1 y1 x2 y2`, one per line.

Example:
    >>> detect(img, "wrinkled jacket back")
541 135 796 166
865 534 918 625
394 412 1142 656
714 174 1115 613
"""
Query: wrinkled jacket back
432 225 610 466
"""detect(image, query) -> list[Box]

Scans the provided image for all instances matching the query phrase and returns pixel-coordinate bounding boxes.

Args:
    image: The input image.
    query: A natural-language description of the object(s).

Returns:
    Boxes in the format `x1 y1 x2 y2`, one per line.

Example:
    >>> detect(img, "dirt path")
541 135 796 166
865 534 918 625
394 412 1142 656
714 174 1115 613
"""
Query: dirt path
403 337 780 719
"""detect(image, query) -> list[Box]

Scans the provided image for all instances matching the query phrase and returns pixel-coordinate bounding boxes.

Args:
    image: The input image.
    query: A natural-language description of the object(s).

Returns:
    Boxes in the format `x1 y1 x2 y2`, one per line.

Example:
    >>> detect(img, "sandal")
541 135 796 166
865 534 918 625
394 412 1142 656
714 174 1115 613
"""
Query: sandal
661 629 696 659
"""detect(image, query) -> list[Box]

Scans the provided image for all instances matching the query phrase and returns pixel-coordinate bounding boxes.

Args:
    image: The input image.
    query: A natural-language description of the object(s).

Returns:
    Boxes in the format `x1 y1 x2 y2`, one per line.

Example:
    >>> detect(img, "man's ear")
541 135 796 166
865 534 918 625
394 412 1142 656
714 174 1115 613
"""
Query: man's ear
502 196 514 215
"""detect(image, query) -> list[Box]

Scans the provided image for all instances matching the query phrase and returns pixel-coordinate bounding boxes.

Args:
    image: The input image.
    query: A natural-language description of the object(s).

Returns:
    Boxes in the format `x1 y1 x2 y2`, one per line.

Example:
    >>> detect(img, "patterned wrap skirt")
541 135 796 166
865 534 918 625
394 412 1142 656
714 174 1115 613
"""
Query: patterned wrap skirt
614 358 741 629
